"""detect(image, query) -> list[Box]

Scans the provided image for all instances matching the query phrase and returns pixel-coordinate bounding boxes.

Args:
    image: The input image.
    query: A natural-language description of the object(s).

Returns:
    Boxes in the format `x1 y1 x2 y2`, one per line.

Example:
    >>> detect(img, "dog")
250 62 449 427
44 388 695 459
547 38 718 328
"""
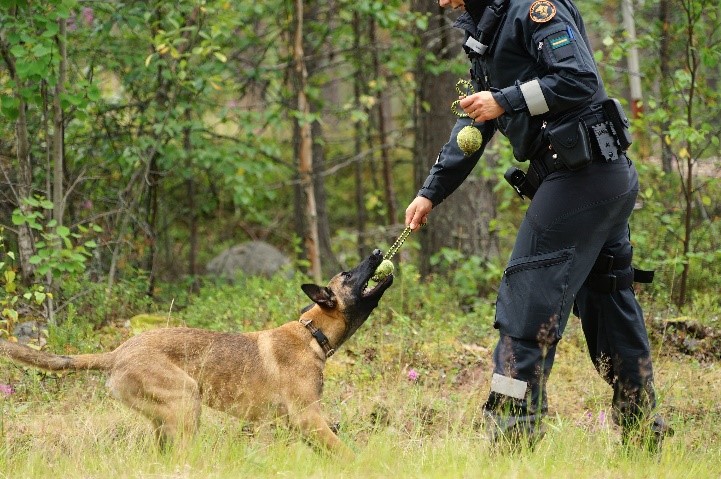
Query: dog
0 249 394 457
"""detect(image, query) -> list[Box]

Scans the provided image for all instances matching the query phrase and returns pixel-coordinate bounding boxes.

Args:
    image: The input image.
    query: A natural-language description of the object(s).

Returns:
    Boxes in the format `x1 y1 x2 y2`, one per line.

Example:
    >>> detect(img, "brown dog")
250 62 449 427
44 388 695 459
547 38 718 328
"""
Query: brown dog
0 249 393 456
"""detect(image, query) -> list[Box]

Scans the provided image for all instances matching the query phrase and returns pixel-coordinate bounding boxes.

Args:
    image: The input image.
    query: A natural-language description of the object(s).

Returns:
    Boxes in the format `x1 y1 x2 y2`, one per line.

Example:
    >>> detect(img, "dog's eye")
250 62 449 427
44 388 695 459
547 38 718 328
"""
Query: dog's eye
341 271 351 278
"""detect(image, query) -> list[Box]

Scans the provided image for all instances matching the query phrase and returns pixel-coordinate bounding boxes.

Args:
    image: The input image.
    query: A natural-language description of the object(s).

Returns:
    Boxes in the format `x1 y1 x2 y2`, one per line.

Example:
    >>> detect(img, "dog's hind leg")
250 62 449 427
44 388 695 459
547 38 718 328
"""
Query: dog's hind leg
106 361 201 450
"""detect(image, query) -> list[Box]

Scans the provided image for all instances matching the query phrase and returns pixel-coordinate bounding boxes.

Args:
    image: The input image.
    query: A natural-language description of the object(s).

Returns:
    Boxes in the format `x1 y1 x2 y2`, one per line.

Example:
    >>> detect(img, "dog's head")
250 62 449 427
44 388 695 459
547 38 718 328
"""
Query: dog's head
301 249 393 345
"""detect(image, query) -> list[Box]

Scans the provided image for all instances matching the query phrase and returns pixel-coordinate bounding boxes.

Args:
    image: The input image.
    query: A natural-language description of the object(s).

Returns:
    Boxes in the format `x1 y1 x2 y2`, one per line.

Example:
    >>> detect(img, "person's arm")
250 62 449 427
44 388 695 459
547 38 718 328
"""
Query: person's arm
405 117 496 229
416 117 496 206
491 1 600 117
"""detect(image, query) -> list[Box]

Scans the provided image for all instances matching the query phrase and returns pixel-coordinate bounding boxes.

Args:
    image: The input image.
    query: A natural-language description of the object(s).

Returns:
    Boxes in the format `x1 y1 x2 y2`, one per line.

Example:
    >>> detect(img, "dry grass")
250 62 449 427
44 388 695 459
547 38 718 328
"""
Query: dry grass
1 317 720 478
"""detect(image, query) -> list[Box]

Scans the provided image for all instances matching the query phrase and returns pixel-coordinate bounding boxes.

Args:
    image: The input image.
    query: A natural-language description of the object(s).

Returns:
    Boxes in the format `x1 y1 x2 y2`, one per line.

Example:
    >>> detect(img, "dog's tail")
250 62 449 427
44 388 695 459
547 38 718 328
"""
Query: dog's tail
0 339 115 372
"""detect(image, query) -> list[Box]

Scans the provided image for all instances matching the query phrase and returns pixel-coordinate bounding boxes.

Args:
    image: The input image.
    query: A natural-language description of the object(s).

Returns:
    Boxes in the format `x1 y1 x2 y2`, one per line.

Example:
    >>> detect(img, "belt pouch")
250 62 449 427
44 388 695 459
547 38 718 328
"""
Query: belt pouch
588 122 619 162
547 120 592 171
602 98 632 150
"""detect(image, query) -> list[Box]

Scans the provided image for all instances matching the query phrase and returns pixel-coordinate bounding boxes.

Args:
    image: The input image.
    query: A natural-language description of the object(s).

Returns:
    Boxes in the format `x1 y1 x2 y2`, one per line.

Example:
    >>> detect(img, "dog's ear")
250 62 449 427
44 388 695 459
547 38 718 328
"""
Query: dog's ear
301 284 337 309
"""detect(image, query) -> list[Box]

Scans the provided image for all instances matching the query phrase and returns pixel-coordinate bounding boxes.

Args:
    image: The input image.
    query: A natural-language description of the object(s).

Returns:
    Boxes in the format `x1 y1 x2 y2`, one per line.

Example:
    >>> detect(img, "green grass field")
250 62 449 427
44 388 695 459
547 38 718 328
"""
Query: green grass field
2 323 720 478
1 275 720 478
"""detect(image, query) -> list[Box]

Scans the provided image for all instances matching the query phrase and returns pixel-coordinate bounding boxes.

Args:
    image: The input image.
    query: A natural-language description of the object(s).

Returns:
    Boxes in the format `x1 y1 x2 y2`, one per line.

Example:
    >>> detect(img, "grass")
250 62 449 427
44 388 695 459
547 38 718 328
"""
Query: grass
1 273 720 478
2 324 720 478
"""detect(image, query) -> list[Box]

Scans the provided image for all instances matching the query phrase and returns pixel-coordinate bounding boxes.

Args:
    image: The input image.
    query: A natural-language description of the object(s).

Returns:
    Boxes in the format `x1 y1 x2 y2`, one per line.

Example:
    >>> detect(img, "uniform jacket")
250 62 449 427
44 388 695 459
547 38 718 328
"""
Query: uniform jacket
418 0 608 205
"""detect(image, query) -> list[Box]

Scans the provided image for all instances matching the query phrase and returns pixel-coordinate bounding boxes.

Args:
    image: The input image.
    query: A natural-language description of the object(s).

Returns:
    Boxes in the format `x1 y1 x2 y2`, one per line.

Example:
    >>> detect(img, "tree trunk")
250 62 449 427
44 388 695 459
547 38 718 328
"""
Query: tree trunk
293 0 321 282
352 12 370 260
622 0 643 119
0 40 37 283
183 109 199 292
369 19 398 227
658 0 673 173
412 3 499 276
52 18 66 226
312 120 341 275
304 3 339 276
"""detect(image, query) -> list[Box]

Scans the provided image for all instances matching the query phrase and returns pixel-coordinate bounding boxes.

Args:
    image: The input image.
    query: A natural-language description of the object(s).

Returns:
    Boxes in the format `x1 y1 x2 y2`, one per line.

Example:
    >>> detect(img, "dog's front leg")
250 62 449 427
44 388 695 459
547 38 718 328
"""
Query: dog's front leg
288 402 355 460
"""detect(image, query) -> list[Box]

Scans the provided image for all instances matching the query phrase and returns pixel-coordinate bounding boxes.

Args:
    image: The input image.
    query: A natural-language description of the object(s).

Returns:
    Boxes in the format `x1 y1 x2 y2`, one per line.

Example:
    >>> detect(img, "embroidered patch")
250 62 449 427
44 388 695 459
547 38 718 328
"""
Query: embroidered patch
530 0 557 23
550 33 571 49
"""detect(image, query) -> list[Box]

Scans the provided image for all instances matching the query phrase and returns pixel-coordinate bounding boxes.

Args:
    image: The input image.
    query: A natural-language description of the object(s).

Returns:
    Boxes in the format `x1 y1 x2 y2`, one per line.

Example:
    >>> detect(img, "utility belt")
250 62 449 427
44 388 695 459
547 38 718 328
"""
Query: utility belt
505 98 632 200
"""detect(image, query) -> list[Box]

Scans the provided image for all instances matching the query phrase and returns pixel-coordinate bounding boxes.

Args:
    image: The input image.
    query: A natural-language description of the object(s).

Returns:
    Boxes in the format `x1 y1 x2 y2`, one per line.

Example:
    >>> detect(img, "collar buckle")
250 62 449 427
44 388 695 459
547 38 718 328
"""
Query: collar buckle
299 318 335 358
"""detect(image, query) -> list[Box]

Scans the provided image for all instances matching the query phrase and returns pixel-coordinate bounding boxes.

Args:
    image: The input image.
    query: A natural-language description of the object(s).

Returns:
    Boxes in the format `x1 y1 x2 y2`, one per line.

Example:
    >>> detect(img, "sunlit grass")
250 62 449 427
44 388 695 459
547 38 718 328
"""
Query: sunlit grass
1 274 720 478
2 330 720 479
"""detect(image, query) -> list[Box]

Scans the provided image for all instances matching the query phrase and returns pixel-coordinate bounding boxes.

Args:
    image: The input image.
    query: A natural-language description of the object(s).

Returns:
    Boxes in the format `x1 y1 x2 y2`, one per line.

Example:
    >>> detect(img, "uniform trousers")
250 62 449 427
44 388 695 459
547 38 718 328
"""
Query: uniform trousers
484 157 657 439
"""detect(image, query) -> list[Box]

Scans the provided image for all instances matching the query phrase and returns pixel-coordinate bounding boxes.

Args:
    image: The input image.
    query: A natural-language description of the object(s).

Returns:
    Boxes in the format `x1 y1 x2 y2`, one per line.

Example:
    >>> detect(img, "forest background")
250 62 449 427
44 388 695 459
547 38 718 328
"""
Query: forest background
0 0 720 477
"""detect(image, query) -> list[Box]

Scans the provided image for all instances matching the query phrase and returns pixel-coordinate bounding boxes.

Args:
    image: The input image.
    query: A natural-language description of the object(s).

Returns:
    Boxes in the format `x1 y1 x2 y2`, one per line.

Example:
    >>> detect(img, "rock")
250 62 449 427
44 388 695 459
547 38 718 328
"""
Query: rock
205 241 293 279
13 320 48 347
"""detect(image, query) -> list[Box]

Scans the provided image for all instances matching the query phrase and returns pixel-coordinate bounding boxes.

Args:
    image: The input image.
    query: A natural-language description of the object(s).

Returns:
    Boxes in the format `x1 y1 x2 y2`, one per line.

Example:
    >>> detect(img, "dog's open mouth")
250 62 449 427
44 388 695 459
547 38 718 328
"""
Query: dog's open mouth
363 274 393 297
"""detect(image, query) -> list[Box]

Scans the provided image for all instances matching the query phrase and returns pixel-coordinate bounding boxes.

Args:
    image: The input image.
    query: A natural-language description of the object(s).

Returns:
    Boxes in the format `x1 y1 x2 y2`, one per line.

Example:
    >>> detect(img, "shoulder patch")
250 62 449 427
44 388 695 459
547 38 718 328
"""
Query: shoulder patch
530 0 557 23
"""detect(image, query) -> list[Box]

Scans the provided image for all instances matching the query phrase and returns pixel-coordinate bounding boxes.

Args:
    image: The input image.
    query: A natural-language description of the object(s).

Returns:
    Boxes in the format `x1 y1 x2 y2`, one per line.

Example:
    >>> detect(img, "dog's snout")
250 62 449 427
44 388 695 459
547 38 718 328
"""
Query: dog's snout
372 248 382 257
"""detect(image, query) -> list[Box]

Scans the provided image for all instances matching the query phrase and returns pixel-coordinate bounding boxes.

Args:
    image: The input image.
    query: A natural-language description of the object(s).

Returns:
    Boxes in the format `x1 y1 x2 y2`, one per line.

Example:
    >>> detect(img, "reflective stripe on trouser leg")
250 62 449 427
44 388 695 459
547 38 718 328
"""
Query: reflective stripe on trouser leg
483 334 557 439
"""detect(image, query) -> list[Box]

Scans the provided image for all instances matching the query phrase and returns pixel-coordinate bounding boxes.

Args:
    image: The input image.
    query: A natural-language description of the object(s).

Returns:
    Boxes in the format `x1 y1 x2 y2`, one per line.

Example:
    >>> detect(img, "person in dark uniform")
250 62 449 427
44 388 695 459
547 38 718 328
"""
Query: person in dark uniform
404 0 671 449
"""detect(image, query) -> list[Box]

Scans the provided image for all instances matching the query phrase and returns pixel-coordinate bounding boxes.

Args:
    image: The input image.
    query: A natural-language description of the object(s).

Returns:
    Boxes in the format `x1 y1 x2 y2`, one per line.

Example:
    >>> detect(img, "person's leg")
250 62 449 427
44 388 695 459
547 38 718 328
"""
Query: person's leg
485 160 638 445
576 228 672 450
484 334 557 446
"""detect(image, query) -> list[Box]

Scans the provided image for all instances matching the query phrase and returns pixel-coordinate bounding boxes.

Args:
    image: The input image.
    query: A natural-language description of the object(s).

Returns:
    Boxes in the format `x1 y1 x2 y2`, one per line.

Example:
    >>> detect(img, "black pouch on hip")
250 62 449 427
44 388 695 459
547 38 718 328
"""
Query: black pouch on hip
547 120 592 171
602 98 632 151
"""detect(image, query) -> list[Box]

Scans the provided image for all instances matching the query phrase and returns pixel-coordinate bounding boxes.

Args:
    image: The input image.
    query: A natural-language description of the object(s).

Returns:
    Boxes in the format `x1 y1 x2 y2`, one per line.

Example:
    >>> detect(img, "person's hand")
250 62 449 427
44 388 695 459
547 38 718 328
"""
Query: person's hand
459 91 504 122
405 196 433 231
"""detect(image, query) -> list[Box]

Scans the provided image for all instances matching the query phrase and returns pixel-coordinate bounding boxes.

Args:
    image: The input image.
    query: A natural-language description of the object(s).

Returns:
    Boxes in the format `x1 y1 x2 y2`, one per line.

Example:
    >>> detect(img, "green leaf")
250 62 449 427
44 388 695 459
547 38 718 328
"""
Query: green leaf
9 44 26 58
1 95 20 121
33 292 46 304
87 85 101 102
2 309 18 322
32 43 52 57
11 212 25 226
57 225 71 237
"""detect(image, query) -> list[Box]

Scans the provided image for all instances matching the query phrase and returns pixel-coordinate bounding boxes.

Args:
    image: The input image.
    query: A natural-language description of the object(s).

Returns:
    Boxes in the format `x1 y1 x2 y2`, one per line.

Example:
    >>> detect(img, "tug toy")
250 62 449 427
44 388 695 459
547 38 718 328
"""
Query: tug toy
451 79 483 156
372 226 416 282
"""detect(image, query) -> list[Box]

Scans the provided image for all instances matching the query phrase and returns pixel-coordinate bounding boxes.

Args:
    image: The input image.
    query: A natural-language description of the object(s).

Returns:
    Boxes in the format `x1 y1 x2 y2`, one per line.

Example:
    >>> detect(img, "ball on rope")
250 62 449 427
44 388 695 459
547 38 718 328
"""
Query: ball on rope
457 125 483 156
372 259 395 281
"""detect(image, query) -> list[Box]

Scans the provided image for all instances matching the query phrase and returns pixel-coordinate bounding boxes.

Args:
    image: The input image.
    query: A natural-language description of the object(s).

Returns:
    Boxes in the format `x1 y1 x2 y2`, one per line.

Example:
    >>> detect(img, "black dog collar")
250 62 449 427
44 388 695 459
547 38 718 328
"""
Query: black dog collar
299 318 335 358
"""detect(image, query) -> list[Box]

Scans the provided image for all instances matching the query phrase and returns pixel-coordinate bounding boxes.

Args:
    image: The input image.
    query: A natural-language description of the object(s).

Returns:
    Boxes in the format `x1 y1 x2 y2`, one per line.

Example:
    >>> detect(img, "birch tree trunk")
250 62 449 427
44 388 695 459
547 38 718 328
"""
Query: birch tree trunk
293 0 321 282
658 0 674 173
52 18 66 226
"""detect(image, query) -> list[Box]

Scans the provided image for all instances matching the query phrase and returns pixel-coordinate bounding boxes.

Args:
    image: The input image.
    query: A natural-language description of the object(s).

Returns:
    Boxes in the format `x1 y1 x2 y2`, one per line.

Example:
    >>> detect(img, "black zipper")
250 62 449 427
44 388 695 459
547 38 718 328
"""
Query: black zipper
504 251 571 276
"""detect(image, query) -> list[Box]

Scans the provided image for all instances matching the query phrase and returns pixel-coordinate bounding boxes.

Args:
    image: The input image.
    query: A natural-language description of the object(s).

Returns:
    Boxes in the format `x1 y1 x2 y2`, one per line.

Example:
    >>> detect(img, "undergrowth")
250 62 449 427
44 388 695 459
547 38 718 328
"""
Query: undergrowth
1 270 720 478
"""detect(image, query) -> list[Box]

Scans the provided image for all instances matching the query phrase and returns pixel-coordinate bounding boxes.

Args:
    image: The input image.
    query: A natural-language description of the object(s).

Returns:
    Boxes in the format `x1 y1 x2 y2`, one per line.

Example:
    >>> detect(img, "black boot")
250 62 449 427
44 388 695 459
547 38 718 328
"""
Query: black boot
619 414 673 453
483 393 546 452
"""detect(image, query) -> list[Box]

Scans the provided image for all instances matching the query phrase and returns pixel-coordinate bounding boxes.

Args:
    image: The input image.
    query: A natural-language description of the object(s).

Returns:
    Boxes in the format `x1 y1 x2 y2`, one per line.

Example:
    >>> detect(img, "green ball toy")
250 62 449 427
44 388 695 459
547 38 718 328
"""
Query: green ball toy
372 259 395 281
457 125 482 156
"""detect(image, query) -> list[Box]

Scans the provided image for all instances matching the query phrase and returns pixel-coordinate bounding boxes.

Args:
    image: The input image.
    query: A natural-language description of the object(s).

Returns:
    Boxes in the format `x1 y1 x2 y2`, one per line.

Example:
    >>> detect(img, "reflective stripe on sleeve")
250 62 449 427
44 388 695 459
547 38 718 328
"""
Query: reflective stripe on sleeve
519 79 550 116
490 373 528 400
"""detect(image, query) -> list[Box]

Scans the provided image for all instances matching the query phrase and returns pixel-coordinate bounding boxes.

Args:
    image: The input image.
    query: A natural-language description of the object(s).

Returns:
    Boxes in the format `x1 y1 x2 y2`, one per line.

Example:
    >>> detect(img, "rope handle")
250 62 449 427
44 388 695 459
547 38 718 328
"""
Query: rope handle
450 79 476 118
384 224 423 261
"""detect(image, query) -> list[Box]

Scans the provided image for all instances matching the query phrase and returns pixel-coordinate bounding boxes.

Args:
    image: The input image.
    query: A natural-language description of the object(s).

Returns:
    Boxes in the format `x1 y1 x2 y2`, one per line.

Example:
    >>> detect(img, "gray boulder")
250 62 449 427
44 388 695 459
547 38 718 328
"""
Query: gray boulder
13 320 48 347
206 241 293 279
